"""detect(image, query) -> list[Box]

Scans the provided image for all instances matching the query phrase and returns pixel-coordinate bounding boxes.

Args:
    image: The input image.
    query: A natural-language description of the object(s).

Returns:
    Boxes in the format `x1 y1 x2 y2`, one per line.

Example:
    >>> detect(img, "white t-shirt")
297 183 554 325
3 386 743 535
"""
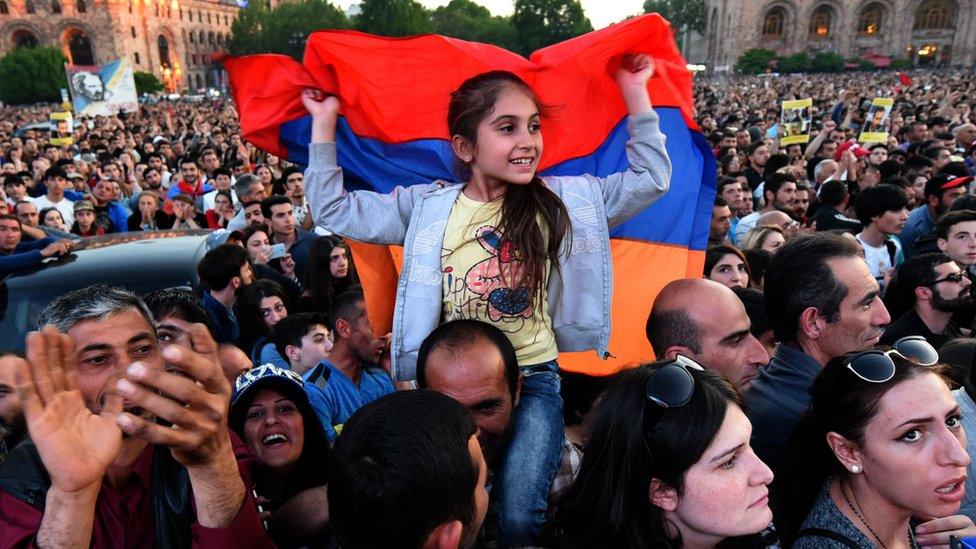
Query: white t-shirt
202 188 239 213
856 233 902 289
33 194 76 227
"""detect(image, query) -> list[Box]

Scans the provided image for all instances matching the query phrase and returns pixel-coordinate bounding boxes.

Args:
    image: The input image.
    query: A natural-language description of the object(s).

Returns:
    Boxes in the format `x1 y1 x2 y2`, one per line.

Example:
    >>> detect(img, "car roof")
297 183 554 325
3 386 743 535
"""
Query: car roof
2 230 211 290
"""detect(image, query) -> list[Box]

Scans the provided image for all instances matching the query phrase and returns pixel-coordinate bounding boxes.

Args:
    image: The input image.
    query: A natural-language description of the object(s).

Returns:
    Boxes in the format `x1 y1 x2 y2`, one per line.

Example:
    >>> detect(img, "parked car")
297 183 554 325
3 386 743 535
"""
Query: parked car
0 231 212 351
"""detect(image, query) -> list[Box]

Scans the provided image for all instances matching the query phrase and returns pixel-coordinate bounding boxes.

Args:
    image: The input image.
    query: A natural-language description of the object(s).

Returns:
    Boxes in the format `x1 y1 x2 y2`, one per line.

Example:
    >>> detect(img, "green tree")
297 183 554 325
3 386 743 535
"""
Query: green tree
777 52 810 73
643 0 705 44
355 0 432 37
431 0 518 51
734 48 776 74
133 71 164 94
811 51 844 73
227 0 350 59
0 46 67 105
511 0 593 56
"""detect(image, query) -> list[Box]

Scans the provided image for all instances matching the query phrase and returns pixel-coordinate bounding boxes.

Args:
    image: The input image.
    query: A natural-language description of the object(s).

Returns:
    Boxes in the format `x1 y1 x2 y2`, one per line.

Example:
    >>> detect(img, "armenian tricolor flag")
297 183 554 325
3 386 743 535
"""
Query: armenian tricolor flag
224 14 715 376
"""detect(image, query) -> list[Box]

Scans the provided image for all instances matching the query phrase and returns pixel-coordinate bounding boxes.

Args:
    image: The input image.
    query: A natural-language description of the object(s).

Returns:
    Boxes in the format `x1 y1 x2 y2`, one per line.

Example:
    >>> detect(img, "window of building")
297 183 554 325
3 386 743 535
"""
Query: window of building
134 51 140 64
809 5 832 37
762 7 785 40
51 0 60 14
0 1 9 14
13 30 39 47
158 34 171 68
131 26 136 38
189 31 194 43
76 0 85 12
25 0 35 14
858 3 884 35
914 0 954 29
207 12 211 23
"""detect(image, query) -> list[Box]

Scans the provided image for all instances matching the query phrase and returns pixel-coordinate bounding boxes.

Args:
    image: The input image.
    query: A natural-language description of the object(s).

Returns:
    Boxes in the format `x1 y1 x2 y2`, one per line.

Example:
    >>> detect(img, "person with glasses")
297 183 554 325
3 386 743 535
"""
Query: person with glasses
778 338 976 548
882 253 971 349
554 358 774 548
746 233 891 475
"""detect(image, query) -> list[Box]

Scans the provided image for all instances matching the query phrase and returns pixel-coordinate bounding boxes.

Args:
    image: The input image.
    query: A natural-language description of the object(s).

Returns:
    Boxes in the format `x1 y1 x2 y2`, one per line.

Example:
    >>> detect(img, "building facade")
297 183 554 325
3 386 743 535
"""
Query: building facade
698 0 976 70
0 0 241 91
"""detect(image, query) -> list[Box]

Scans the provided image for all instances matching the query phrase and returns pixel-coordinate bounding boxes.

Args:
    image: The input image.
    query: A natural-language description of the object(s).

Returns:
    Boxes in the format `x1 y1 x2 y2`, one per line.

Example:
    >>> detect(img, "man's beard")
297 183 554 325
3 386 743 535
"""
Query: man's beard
932 290 972 312
0 412 27 453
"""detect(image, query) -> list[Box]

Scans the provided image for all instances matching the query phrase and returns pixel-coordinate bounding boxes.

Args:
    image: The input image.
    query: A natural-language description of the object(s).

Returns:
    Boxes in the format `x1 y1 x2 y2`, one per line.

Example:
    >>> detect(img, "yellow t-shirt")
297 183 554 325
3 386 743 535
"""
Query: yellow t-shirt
441 192 558 365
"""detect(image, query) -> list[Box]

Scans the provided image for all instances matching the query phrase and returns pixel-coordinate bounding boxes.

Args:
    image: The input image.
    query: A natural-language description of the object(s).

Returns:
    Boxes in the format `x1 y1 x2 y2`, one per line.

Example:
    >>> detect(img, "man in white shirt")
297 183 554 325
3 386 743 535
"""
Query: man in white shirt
31 167 75 227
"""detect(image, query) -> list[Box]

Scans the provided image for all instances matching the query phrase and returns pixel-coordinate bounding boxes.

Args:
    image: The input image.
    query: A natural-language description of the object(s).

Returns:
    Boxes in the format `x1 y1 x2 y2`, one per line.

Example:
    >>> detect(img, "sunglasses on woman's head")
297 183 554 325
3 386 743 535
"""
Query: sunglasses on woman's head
643 356 706 431
843 336 939 383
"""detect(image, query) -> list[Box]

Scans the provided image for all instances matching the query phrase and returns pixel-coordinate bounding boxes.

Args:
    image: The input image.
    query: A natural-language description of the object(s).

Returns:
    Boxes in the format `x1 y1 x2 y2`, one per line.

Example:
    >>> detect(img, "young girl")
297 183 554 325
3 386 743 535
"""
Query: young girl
302 54 671 545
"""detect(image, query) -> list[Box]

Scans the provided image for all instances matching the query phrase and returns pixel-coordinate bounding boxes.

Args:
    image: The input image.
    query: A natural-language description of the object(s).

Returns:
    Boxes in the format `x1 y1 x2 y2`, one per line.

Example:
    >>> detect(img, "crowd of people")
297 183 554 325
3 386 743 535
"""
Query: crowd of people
1 57 976 548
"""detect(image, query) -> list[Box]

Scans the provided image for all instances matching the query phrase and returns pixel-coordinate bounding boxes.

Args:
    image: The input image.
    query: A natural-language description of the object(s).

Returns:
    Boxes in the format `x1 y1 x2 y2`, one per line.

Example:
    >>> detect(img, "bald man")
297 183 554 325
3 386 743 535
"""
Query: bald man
645 278 770 391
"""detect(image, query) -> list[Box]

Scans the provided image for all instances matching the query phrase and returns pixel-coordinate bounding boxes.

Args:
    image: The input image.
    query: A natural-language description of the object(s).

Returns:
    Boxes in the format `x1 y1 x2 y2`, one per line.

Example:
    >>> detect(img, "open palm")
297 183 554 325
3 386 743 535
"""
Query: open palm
16 327 123 493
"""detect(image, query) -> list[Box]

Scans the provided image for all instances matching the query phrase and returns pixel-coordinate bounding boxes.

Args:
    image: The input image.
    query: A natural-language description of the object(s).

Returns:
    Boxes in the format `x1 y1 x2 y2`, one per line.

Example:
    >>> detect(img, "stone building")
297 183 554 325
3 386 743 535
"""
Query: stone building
0 0 242 91
698 0 976 70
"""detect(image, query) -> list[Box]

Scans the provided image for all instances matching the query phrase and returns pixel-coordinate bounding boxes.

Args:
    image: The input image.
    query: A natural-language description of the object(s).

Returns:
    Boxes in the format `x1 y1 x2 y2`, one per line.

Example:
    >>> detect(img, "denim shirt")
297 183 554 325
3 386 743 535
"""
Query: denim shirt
954 388 976 521
745 343 822 473
306 111 671 381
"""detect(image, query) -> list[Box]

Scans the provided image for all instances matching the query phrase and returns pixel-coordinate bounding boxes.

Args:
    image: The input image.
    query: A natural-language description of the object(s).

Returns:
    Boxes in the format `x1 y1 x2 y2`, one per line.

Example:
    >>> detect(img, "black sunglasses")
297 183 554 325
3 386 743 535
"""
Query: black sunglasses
643 356 706 429
927 271 967 285
843 336 939 383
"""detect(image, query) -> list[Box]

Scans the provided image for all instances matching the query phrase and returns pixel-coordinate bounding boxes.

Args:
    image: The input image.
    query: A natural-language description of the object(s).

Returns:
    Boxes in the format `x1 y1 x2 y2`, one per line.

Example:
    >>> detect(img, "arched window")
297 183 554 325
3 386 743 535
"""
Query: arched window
13 30 39 48
914 0 954 29
208 31 214 44
198 30 204 43
206 12 211 23
188 30 194 43
858 3 884 35
134 51 140 64
76 0 85 12
25 0 35 13
0 1 9 14
223 14 228 25
762 7 786 40
809 5 832 37
157 35 171 68
51 0 60 13
68 31 94 65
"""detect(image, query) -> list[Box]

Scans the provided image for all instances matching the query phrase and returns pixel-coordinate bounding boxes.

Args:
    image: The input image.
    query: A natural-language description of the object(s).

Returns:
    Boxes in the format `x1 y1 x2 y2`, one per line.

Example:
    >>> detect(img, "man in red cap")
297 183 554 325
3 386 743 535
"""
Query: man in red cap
899 173 973 259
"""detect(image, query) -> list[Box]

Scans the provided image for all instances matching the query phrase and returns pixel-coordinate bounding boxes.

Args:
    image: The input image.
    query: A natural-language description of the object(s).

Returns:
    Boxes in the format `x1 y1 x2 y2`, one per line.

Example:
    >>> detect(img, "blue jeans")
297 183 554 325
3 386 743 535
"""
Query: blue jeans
497 359 564 546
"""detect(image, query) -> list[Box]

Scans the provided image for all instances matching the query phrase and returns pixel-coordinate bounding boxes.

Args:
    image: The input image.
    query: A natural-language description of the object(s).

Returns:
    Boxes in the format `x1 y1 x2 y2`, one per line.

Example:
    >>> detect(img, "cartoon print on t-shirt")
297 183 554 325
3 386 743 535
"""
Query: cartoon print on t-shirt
444 225 532 325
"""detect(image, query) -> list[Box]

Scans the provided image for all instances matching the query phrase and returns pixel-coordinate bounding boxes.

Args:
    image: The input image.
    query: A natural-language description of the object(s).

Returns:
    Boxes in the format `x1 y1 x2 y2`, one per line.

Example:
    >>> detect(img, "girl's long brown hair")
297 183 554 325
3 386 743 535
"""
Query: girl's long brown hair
447 71 570 298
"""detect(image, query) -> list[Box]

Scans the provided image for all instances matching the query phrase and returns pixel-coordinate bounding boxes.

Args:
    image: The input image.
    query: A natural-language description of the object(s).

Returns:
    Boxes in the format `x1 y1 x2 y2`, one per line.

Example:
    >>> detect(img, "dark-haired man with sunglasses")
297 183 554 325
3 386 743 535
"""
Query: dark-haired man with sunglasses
881 253 970 349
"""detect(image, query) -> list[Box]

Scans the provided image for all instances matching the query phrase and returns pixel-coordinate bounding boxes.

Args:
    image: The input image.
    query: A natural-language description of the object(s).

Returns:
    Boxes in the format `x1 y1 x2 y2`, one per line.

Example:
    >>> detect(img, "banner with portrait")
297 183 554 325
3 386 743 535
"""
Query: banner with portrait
66 58 138 117
49 111 73 146
780 98 812 145
859 97 894 144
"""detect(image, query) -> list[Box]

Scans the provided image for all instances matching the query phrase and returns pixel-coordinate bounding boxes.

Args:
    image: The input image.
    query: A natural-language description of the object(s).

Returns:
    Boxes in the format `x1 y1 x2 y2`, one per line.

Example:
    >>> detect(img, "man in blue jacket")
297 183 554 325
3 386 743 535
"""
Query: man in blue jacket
0 215 71 274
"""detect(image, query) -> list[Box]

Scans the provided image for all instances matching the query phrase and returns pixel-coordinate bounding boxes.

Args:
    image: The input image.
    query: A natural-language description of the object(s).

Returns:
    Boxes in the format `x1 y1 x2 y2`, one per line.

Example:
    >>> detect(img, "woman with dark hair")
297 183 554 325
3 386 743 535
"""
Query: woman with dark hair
297 235 358 314
778 339 976 547
238 279 291 368
242 223 301 302
205 189 236 229
229 364 331 546
705 244 751 289
555 359 774 548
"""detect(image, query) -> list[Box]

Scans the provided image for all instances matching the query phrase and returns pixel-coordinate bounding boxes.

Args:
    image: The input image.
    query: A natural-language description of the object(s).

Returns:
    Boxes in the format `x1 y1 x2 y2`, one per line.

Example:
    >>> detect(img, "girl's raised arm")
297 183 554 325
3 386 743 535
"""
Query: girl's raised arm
302 89 432 245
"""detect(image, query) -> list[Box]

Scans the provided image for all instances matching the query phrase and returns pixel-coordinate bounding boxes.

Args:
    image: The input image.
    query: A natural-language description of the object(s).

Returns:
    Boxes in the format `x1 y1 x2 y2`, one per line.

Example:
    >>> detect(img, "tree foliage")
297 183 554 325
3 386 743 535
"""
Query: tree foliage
642 0 705 33
355 0 433 37
811 51 845 73
734 48 776 74
777 52 810 74
511 0 593 56
0 46 68 105
431 0 518 51
133 71 164 94
226 0 350 59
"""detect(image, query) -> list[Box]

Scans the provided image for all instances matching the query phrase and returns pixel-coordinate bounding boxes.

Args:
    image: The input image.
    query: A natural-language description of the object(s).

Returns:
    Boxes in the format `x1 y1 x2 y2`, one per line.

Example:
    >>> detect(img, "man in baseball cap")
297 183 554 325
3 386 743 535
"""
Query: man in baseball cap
900 174 973 259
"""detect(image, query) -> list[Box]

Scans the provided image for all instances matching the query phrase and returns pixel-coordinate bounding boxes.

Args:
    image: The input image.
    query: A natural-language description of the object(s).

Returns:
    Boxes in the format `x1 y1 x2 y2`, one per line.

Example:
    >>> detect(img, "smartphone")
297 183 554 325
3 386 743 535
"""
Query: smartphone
268 243 286 260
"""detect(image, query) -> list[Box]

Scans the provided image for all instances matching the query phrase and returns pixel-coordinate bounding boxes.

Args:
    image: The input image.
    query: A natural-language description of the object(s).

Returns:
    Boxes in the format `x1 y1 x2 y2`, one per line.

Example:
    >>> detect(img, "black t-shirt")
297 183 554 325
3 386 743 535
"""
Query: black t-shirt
881 308 961 350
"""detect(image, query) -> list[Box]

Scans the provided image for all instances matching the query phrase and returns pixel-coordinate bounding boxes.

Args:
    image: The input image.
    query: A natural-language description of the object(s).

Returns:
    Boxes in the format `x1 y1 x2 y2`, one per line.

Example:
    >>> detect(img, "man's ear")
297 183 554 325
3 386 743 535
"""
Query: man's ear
422 520 463 549
915 285 933 302
513 374 524 408
649 478 679 512
335 317 351 339
937 238 948 252
285 344 300 362
230 276 241 291
663 346 696 362
798 306 823 339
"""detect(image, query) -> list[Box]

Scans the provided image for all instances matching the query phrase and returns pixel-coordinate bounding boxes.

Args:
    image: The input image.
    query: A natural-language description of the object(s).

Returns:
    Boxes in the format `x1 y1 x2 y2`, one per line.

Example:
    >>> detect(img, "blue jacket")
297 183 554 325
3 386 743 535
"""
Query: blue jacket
897 204 934 260
306 111 671 381
955 388 976 522
0 237 57 274
280 229 316 282
744 343 822 473
302 360 394 442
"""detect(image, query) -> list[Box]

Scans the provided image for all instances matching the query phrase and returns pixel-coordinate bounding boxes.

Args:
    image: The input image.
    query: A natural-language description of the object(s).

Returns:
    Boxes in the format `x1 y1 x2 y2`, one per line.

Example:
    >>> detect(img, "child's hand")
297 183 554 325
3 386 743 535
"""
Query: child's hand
615 54 655 89
301 89 340 119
